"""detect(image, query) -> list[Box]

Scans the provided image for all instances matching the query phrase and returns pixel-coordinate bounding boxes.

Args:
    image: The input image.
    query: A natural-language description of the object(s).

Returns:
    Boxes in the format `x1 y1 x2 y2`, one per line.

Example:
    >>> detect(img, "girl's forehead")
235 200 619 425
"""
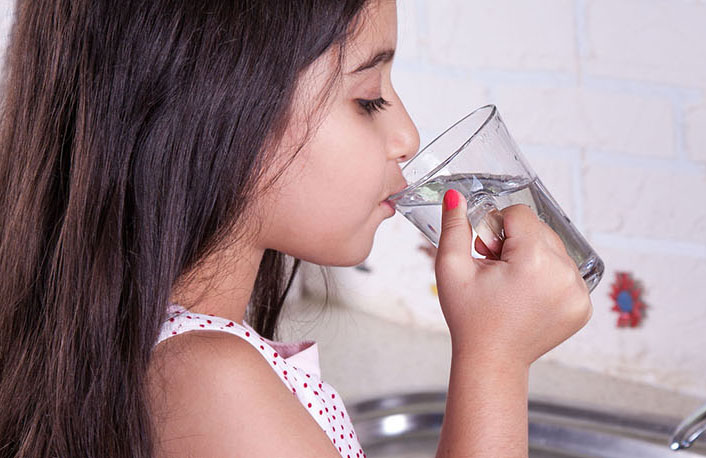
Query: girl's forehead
343 0 398 74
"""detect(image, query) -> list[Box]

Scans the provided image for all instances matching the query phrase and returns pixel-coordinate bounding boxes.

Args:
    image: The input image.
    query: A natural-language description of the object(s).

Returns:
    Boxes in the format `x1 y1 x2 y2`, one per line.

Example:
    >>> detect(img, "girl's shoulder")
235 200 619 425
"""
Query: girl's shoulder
148 304 365 457
155 303 321 392
147 315 337 456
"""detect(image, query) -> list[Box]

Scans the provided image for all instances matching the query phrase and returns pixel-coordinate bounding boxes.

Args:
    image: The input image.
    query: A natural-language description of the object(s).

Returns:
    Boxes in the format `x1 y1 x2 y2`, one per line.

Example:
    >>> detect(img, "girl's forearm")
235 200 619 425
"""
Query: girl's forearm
435 350 530 458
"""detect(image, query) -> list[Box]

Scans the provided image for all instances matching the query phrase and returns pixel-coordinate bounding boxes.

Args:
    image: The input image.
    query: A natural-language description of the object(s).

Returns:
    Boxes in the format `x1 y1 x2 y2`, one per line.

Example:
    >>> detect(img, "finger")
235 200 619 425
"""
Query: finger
474 235 499 259
437 189 473 261
497 204 546 261
539 220 569 256
500 204 543 241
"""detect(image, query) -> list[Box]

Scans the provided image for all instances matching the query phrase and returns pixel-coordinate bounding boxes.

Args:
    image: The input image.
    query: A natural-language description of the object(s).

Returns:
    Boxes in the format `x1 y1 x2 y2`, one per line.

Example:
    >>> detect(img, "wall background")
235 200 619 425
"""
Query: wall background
305 0 706 399
0 1 704 397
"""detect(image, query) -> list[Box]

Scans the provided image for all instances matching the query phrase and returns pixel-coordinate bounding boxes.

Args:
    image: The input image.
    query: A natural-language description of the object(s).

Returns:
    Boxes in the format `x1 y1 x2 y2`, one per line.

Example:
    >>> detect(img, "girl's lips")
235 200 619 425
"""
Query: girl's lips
381 200 396 216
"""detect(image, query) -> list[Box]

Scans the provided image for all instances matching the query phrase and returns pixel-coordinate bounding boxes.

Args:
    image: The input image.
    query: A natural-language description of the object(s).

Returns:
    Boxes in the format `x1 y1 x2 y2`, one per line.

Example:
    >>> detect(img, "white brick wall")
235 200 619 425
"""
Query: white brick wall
494 86 676 157
687 103 706 162
584 160 706 244
427 0 577 73
584 0 706 89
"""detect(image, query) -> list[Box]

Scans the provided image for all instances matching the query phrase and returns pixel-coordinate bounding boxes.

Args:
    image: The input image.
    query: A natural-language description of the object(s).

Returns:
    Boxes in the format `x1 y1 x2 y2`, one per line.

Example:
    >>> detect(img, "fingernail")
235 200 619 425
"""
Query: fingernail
443 189 460 211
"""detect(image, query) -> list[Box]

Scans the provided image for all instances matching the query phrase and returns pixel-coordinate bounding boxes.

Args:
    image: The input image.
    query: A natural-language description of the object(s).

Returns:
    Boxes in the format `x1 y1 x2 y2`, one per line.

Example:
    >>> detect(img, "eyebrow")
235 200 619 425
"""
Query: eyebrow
347 48 396 75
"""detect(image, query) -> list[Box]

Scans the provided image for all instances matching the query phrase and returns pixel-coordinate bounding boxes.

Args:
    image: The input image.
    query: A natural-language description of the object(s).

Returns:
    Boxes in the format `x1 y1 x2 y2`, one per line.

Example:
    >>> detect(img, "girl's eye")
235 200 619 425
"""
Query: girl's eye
358 97 391 115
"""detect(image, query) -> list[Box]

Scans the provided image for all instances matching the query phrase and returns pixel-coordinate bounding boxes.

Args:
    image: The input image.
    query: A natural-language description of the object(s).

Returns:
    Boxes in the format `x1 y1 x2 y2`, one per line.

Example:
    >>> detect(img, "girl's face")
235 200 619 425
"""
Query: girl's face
257 0 419 266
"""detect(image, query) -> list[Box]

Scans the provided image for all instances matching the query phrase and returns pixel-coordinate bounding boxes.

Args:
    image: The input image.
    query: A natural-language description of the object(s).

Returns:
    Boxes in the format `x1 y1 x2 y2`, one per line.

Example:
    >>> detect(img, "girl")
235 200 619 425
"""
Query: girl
0 0 592 456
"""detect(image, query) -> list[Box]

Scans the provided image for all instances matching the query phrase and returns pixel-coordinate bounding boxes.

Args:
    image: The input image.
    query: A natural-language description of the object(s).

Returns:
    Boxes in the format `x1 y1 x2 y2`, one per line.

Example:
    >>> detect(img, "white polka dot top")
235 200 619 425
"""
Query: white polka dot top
155 304 366 458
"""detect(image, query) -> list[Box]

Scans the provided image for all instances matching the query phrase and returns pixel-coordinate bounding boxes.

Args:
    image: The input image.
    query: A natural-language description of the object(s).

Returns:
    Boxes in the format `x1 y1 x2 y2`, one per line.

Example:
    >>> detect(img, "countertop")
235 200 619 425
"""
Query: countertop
277 294 706 423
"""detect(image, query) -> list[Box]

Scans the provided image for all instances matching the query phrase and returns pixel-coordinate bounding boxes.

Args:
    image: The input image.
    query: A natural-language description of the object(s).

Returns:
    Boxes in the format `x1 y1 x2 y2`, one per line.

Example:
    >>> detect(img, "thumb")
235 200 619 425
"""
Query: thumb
437 189 473 259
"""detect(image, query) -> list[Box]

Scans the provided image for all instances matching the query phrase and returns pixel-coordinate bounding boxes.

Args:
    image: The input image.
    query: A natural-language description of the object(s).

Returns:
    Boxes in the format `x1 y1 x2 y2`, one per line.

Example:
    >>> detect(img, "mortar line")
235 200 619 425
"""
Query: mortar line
574 0 588 86
592 233 706 259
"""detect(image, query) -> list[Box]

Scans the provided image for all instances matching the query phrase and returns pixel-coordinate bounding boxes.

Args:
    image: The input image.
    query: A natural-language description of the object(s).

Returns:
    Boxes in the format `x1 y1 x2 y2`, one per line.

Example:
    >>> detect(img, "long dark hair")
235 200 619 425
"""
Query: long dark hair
0 0 370 456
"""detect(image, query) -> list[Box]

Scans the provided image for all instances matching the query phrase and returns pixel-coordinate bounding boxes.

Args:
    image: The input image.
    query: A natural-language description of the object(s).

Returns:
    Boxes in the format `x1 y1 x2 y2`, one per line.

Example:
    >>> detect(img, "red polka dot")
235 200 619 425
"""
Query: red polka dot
245 331 250 337
186 315 192 319
333 406 337 411
319 383 323 389
273 352 278 358
306 374 311 378
169 318 175 322
333 426 336 432
341 412 345 418
171 331 177 335
319 410 323 415
303 383 308 388
272 361 277 365
338 447 342 452
325 408 329 412
260 345 265 350
207 320 212 324
350 433 353 438
333 439 336 444
340 434 344 439
307 403 312 408
283 370 288 375
226 322 234 327
313 391 318 395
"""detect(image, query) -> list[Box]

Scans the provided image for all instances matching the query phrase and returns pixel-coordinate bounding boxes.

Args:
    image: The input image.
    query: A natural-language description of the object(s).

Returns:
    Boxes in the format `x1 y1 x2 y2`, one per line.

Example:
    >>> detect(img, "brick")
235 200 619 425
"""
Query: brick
584 161 706 244
542 244 706 396
494 86 675 157
584 0 706 89
426 0 577 73
391 68 490 135
686 103 706 163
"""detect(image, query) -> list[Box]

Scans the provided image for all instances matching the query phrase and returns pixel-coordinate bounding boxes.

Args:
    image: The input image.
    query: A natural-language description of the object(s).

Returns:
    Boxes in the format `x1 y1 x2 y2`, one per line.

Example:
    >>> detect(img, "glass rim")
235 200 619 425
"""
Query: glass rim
387 104 497 202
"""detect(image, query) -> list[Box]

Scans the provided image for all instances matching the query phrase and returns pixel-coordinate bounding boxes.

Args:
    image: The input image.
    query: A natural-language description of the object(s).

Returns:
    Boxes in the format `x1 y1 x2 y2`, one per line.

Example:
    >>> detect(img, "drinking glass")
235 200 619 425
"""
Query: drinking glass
386 105 604 293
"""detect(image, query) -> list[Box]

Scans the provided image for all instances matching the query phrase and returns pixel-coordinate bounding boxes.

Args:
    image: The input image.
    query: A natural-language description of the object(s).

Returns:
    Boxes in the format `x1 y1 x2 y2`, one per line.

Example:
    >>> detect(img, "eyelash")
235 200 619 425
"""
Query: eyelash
358 97 391 115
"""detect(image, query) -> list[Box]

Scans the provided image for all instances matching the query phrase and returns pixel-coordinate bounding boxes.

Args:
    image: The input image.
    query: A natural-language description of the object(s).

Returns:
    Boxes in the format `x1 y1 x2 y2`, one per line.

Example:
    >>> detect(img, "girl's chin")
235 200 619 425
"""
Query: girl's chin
302 237 375 268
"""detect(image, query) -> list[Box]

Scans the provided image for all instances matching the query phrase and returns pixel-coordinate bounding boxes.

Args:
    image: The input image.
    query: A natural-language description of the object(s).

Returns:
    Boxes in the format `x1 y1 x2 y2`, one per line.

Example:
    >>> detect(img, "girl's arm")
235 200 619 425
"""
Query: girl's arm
433 192 592 457
436 354 529 457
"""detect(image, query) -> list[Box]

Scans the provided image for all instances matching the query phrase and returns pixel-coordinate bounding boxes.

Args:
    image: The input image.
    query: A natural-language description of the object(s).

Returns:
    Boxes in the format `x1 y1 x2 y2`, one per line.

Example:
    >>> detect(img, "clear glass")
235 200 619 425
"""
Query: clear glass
387 105 604 293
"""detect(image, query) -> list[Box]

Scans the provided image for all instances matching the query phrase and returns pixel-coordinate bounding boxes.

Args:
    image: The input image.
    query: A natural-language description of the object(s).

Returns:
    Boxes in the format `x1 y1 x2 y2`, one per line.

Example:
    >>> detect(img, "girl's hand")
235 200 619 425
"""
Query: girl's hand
434 189 592 366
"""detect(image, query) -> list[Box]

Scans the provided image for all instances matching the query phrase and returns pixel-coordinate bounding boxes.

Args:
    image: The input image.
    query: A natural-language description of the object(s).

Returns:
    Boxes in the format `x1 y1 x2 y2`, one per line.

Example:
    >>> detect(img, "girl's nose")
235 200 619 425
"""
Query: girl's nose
386 96 420 163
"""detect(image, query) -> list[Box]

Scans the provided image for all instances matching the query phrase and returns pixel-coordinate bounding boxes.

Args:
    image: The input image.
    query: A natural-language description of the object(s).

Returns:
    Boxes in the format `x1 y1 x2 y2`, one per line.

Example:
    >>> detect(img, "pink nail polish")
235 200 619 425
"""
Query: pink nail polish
443 189 459 211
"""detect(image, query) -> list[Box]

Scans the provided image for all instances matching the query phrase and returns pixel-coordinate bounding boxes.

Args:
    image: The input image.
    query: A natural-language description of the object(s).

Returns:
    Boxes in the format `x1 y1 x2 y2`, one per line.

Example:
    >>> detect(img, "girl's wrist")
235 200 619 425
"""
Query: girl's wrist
450 340 531 378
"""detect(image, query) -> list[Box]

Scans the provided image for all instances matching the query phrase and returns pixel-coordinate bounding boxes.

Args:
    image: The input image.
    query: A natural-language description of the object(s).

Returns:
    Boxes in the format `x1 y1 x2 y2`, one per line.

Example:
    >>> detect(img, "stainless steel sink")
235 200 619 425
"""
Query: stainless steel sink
348 391 706 458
